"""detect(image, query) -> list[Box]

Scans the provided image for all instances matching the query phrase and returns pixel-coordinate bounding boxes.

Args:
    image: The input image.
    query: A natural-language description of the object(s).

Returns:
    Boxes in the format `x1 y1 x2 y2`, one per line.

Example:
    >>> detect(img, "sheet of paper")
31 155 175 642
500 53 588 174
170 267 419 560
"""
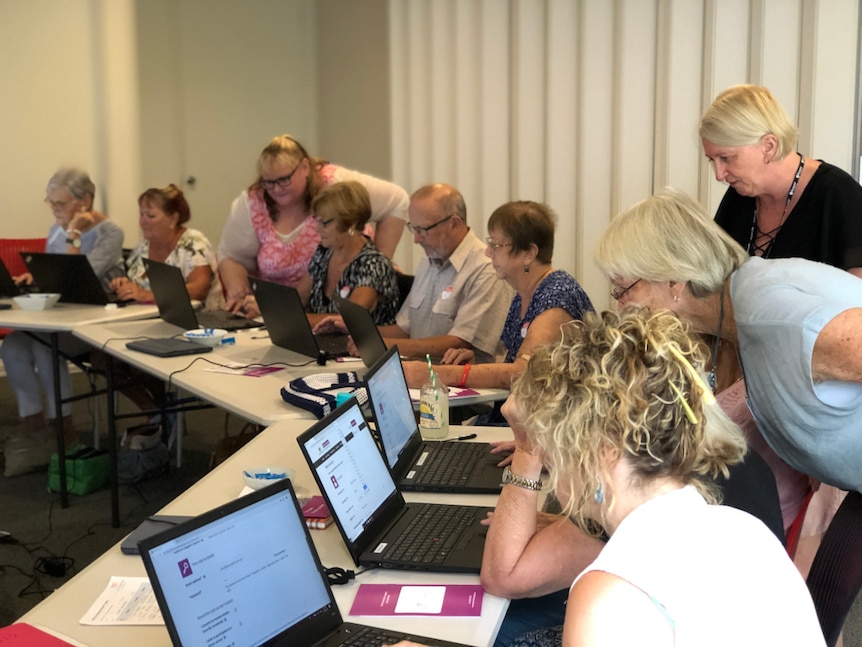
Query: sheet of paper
79 576 164 626
349 584 483 617
408 386 480 402
203 362 283 377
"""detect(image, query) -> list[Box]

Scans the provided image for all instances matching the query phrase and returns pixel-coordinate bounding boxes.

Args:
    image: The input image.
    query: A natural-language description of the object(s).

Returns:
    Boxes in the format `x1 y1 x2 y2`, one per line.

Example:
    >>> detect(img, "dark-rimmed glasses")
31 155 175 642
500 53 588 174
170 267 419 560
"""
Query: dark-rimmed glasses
314 217 334 228
260 160 303 191
406 214 454 236
611 278 642 301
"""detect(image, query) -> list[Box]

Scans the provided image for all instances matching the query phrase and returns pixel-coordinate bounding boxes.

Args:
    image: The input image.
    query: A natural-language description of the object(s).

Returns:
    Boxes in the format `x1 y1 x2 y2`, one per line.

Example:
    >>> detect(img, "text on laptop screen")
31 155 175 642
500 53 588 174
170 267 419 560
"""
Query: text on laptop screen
366 350 417 468
145 489 330 647
302 402 397 543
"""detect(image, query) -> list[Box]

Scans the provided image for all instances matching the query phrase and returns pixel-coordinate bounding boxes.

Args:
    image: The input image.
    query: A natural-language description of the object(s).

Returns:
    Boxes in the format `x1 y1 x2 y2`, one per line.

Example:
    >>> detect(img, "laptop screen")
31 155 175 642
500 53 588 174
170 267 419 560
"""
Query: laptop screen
141 481 334 647
300 401 398 543
365 346 417 469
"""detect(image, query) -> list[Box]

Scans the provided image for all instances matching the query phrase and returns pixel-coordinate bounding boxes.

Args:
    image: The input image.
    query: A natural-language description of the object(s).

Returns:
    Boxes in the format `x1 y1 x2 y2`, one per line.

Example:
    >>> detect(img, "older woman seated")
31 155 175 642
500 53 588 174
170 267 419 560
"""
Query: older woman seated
387 309 824 647
400 200 593 398
0 168 124 474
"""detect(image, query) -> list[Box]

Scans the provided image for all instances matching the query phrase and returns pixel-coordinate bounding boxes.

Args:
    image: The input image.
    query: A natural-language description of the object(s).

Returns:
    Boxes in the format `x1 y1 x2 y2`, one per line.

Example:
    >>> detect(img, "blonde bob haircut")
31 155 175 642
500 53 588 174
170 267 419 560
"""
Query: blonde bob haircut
511 309 747 535
310 181 372 234
595 188 748 298
699 84 798 160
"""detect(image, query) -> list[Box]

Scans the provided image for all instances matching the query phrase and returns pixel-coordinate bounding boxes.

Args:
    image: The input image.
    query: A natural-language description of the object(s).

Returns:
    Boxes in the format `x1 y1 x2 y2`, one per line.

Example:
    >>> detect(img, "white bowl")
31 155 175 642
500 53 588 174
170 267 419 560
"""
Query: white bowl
183 328 228 346
242 466 294 490
13 293 61 311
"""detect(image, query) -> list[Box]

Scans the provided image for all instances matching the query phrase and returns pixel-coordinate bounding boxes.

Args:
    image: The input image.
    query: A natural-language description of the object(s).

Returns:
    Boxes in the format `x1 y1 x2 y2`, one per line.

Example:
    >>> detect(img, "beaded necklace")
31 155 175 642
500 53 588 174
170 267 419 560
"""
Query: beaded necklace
747 152 805 258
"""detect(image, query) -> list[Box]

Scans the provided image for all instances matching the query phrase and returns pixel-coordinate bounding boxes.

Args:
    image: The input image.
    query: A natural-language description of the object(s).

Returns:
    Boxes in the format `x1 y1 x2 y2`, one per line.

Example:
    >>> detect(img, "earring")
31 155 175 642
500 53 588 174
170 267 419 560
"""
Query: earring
594 481 604 504
673 295 679 303
764 155 770 165
524 264 530 273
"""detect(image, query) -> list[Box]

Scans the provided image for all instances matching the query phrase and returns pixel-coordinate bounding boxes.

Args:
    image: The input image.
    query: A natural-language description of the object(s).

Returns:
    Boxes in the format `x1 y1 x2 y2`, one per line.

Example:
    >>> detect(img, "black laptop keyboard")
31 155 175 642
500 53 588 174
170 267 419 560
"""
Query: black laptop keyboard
415 442 488 485
342 626 413 646
315 332 349 356
382 504 483 565
196 310 260 331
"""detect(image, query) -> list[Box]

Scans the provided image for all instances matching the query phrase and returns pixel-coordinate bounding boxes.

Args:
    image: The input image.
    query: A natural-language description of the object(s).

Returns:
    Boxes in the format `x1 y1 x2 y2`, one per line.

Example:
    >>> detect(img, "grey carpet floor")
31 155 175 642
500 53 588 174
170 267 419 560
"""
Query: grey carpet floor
0 372 249 626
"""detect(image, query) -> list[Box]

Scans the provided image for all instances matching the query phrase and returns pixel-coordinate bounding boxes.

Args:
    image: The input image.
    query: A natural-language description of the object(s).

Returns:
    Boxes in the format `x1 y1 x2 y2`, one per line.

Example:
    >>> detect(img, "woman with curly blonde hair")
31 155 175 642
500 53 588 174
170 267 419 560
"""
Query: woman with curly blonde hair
388 309 824 647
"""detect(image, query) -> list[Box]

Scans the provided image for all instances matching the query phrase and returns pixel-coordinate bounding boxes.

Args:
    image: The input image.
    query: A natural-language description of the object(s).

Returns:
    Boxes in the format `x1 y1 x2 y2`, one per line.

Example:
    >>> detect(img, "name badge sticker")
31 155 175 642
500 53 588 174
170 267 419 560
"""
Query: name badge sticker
521 321 531 338
441 286 454 300
340 285 351 298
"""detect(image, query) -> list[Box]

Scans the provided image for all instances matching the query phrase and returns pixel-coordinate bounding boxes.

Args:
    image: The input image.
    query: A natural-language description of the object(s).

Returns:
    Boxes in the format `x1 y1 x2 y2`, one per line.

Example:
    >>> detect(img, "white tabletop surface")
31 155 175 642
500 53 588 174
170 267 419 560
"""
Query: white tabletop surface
0 300 159 332
73 319 508 427
20 422 514 647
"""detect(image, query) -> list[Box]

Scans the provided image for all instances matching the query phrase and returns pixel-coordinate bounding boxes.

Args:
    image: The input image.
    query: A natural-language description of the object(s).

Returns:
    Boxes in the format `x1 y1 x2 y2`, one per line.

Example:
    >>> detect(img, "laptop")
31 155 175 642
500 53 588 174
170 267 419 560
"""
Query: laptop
138 478 467 647
144 258 260 332
0 257 28 297
21 252 125 305
125 337 214 358
250 278 349 364
333 295 388 367
297 398 492 573
365 346 503 494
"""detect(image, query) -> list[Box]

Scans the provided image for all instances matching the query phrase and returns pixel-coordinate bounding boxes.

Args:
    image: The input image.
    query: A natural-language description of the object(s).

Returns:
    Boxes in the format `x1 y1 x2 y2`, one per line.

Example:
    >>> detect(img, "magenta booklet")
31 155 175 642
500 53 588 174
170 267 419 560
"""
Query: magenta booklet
349 584 484 616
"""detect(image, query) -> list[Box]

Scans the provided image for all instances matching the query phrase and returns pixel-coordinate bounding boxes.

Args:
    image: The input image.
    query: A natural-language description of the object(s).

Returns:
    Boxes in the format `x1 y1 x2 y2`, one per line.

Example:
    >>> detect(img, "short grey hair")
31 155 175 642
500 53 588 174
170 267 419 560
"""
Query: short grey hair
46 168 96 201
595 188 748 298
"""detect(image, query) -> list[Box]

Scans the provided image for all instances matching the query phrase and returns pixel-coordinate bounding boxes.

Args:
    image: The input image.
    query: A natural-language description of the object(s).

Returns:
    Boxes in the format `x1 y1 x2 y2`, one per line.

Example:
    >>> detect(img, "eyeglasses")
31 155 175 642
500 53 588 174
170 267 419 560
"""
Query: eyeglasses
485 237 513 253
611 278 642 301
406 213 454 236
46 199 71 209
314 217 333 228
260 160 303 191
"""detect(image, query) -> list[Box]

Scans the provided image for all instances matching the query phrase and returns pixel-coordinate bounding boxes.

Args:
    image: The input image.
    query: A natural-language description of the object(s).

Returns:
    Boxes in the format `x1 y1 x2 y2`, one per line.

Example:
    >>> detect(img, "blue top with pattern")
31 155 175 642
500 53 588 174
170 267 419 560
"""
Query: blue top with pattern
501 270 594 362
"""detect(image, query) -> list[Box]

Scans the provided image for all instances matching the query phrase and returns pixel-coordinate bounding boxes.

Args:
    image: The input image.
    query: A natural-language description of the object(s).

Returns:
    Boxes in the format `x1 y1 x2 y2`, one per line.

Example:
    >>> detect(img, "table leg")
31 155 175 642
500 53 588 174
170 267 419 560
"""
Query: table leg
50 333 68 508
106 354 119 528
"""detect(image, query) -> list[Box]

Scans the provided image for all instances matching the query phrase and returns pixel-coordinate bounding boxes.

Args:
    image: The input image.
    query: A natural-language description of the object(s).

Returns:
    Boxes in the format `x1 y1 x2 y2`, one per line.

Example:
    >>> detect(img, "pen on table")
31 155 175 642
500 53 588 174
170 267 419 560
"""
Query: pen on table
454 433 477 441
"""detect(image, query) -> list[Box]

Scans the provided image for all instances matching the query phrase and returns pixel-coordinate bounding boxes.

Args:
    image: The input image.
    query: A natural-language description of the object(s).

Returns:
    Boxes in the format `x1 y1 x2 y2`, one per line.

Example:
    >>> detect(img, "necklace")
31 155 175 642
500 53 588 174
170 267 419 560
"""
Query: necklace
747 152 805 257
707 289 725 392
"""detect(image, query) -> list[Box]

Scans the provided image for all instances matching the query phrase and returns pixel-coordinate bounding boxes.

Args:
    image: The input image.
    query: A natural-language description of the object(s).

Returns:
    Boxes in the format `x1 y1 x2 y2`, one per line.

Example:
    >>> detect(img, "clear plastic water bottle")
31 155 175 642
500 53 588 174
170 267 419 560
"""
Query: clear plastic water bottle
419 371 449 440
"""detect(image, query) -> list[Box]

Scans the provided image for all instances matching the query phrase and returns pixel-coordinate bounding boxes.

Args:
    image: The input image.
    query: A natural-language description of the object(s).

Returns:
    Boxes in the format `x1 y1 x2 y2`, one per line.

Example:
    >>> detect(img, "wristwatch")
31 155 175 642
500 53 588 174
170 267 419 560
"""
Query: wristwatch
501 466 543 491
66 228 82 248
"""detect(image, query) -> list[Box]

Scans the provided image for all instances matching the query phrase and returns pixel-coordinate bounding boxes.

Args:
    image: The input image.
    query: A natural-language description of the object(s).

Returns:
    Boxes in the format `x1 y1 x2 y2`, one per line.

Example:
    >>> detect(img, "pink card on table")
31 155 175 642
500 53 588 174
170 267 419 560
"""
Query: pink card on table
349 584 483 617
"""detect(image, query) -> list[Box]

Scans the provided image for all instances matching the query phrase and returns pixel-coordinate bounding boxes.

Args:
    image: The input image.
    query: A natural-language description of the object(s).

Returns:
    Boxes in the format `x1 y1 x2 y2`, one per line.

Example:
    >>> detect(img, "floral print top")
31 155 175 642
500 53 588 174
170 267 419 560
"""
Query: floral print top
126 227 223 310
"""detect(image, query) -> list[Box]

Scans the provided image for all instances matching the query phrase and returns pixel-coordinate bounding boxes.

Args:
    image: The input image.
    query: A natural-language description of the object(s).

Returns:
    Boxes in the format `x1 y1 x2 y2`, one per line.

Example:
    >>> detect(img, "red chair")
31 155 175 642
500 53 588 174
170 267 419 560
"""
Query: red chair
0 237 47 338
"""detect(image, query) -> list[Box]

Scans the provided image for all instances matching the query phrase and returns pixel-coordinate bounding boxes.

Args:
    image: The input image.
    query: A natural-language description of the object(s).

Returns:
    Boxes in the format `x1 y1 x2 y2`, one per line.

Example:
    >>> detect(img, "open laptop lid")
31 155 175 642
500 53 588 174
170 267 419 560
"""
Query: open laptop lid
297 398 406 566
334 295 387 368
138 478 345 647
0 257 25 297
21 252 112 304
363 345 422 478
250 277 326 362
144 258 201 330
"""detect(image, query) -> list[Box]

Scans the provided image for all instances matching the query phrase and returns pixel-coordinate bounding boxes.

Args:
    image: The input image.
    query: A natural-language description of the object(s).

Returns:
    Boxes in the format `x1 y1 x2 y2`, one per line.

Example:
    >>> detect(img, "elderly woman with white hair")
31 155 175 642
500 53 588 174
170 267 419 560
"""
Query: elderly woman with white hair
0 168 124 475
596 188 862 495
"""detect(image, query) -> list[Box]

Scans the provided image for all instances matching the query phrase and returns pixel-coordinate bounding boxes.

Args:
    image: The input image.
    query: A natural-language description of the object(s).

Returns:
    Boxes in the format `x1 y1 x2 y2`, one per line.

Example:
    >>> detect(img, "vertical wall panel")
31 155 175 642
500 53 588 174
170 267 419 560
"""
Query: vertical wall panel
478 0 511 223
511 0 547 199
389 0 861 305
810 0 859 166
661 0 705 199
545 0 579 275
576 1 616 299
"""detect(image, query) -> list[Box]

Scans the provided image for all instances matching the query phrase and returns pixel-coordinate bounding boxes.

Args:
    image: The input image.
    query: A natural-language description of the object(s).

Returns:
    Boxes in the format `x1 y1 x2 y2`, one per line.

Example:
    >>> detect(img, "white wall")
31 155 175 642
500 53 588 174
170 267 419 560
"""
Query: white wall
0 0 140 238
389 0 862 308
2 0 859 310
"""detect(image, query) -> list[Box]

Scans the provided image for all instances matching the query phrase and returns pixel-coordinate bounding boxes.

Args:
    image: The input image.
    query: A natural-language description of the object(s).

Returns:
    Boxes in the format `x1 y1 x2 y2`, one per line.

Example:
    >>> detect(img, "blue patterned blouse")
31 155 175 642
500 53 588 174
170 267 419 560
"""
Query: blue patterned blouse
500 270 594 362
